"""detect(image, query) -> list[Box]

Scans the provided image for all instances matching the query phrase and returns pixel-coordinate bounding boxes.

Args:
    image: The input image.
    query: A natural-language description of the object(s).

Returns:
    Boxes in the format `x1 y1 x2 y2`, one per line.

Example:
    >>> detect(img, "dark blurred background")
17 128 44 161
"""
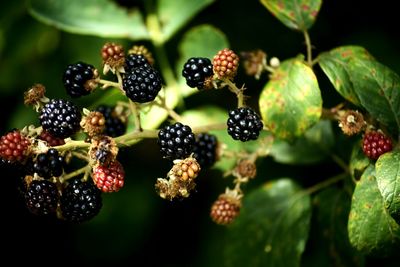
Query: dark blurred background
1 0 399 266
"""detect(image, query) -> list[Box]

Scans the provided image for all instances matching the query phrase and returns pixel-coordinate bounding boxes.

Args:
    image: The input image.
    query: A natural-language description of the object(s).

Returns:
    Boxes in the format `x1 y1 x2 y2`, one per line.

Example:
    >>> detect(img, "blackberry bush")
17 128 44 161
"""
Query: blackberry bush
4 1 400 265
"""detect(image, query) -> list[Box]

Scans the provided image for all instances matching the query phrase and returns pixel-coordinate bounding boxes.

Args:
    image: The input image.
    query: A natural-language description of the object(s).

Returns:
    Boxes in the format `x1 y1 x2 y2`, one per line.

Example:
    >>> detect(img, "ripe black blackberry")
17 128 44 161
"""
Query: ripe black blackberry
193 133 218 168
122 66 162 103
33 148 64 179
25 180 59 216
60 178 102 223
158 122 195 159
125 54 151 72
227 107 263 142
40 99 82 138
182 57 213 89
63 62 97 98
96 105 126 137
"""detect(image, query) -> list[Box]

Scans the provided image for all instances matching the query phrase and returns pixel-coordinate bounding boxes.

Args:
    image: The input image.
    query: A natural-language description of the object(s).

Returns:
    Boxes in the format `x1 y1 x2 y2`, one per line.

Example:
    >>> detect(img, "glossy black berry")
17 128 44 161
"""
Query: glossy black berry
33 148 64 179
182 57 213 89
193 133 218 168
122 66 162 103
227 107 263 142
63 62 96 98
96 105 126 137
158 122 195 159
60 178 102 223
25 180 59 216
39 99 82 138
125 54 151 72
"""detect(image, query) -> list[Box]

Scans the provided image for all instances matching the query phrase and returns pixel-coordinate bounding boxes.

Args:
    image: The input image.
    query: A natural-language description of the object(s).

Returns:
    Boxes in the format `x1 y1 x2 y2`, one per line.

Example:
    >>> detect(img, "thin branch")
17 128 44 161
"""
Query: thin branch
303 30 313 66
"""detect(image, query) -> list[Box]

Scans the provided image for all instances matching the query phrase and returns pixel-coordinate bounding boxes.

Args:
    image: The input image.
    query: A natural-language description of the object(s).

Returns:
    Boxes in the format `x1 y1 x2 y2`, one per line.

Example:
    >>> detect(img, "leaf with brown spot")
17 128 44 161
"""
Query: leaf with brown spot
260 0 322 31
376 151 400 224
319 46 374 106
259 58 322 141
348 165 400 256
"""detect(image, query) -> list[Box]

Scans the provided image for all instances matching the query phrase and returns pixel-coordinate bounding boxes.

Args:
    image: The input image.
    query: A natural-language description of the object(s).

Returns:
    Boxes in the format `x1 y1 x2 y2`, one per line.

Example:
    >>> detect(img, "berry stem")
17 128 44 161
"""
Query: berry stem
114 129 159 145
129 100 142 132
98 79 120 89
303 30 313 67
55 140 91 152
192 123 227 133
60 165 91 182
72 151 90 162
222 78 245 108
330 154 350 173
304 172 347 195
154 97 182 122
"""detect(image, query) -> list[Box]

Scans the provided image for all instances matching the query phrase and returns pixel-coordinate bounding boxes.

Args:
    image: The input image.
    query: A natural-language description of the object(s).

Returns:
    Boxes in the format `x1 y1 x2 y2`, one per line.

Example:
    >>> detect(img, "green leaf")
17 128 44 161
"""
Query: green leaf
349 59 400 135
259 58 322 141
270 120 333 165
225 179 311 267
318 46 374 106
157 0 215 41
260 0 322 31
302 188 365 267
376 151 400 224
176 25 229 96
29 0 149 39
349 140 370 181
348 165 400 256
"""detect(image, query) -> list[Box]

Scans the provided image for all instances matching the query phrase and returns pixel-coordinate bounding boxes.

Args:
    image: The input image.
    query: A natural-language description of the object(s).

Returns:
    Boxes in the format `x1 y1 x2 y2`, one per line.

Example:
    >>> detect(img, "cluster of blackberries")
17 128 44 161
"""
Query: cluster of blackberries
24 177 102 222
157 122 218 166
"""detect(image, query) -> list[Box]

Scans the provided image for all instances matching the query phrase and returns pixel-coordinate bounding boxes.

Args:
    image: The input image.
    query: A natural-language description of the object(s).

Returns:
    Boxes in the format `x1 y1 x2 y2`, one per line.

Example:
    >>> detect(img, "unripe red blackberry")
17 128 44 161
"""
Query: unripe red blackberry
210 193 241 225
39 99 82 138
122 66 162 103
33 148 64 179
80 111 106 137
39 130 65 147
101 42 125 74
95 105 127 137
63 62 98 98
25 180 59 216
227 107 263 142
192 133 218 168
60 178 102 223
182 57 213 90
0 130 31 162
362 131 393 160
125 54 151 72
171 156 201 182
92 160 125 193
213 48 239 79
157 122 195 159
